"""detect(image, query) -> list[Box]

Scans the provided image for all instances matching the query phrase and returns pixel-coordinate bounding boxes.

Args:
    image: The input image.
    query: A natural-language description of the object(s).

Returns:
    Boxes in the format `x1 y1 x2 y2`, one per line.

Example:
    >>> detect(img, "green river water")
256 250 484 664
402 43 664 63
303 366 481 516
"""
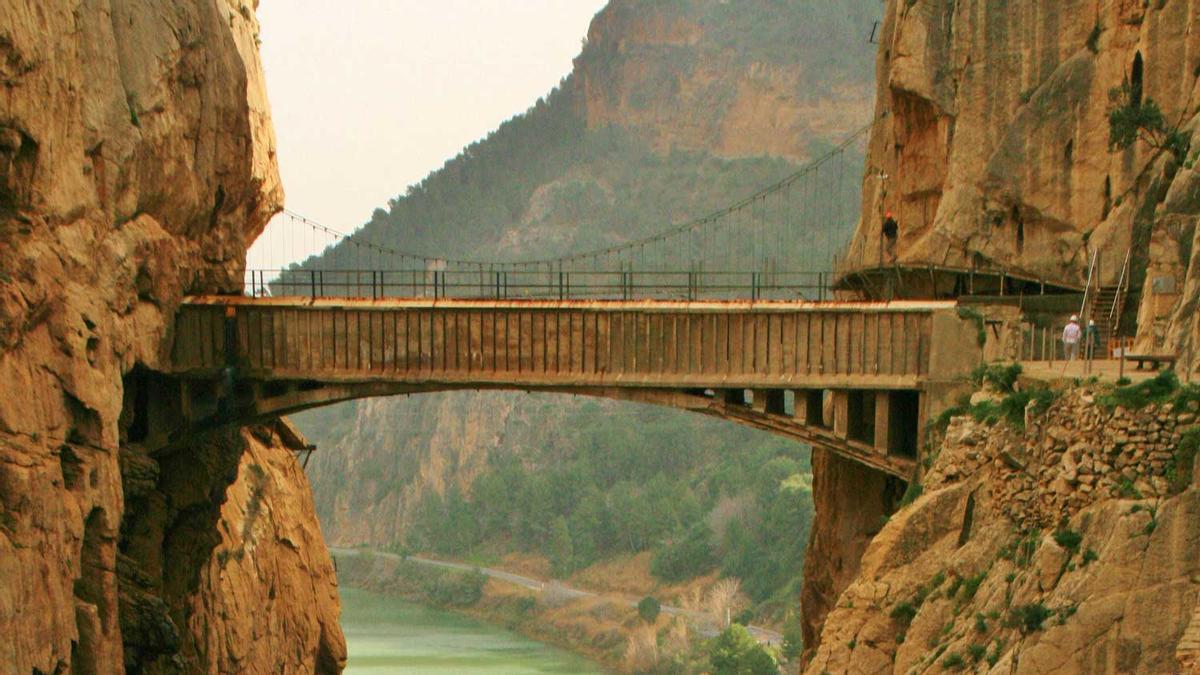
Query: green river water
340 587 605 674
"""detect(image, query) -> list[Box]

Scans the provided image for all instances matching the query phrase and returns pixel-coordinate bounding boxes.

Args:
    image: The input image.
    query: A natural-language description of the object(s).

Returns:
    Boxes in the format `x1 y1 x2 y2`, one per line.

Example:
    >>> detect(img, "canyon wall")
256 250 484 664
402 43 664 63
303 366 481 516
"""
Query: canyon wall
840 0 1200 361
804 386 1200 674
0 0 342 672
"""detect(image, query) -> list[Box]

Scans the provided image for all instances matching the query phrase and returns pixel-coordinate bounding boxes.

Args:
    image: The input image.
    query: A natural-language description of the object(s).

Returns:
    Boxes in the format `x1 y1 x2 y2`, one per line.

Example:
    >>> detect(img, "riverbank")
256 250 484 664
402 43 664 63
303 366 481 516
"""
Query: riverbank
333 548 788 672
340 586 603 673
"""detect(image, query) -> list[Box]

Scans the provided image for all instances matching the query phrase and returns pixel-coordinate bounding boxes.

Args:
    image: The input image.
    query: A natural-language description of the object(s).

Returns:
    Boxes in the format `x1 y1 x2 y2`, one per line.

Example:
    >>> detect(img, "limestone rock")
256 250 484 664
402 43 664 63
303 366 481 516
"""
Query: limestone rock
0 1 342 672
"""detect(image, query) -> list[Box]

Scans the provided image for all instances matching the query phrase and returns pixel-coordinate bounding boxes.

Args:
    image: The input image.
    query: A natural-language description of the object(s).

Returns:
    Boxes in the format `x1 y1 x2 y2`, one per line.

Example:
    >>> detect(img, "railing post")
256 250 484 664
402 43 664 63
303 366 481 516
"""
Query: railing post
319 270 325 297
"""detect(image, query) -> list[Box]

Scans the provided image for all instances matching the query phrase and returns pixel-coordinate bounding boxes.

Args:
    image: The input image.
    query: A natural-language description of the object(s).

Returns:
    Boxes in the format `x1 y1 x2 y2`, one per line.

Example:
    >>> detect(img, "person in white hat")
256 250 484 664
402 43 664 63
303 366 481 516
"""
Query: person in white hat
1062 315 1082 361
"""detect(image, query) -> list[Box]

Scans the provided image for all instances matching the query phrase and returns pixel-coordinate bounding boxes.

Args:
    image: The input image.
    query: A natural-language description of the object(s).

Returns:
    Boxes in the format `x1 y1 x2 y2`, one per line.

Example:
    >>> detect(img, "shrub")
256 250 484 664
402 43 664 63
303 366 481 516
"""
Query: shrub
637 596 661 623
708 624 778 675
968 643 988 663
961 570 988 602
1082 548 1099 565
781 617 803 660
1099 370 1179 410
1108 84 1190 161
957 306 987 347
1053 528 1083 553
1009 603 1052 633
942 652 966 670
974 613 988 633
986 638 1006 666
899 479 924 507
1086 22 1101 52
973 362 1023 392
651 524 717 582
890 601 919 626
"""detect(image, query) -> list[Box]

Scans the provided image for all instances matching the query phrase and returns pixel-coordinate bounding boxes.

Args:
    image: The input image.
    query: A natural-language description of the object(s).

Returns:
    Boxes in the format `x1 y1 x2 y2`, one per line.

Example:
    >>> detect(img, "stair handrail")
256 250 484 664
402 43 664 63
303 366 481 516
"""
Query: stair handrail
1108 247 1132 334
1079 249 1099 320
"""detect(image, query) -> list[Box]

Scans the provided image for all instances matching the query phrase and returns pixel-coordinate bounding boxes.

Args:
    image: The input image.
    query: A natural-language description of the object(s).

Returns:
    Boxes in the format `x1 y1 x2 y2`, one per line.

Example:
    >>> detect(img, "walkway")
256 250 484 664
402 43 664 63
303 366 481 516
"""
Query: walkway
161 296 984 477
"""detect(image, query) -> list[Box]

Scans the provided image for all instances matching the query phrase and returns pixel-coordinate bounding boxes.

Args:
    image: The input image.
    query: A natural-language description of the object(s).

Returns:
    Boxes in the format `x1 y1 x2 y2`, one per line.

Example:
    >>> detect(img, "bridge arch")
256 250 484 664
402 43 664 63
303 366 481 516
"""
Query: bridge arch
158 296 986 480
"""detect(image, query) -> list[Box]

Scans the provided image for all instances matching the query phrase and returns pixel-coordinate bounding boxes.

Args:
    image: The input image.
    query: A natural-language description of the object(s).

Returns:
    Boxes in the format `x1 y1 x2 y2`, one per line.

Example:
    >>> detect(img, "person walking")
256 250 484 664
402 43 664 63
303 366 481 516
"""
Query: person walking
1084 319 1101 359
1062 315 1082 361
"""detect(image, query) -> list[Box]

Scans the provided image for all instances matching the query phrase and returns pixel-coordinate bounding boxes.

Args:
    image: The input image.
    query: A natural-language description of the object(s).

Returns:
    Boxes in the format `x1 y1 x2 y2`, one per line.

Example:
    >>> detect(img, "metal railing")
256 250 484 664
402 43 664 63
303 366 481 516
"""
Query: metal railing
247 269 835 301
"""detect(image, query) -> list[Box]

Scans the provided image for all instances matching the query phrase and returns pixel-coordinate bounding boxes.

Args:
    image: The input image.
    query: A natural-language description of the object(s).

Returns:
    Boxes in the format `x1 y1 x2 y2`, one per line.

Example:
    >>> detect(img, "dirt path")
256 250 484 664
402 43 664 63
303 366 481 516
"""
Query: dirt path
331 547 782 645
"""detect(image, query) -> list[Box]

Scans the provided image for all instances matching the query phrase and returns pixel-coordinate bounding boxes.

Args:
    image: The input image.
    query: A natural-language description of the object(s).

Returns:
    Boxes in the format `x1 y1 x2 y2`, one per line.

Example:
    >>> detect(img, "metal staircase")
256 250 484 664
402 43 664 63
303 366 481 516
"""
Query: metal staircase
1087 249 1132 344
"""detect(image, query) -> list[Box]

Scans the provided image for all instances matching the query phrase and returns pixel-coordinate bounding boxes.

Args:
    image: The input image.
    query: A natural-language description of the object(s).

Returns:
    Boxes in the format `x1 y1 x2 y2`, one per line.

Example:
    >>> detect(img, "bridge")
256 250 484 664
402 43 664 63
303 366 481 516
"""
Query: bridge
145 125 1017 480
160 295 982 478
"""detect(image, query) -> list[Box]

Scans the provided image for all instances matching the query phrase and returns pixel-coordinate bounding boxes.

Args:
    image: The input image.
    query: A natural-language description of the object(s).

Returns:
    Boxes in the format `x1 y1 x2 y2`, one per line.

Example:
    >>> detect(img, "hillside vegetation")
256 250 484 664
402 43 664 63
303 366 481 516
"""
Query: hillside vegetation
300 0 879 634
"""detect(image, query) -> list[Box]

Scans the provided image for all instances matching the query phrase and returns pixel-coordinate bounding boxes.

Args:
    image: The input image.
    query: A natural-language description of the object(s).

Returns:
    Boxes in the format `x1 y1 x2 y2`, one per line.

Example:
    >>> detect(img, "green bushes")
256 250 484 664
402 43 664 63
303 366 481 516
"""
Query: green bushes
637 596 661 623
1052 528 1083 553
708 624 778 675
942 652 966 670
1008 603 1052 633
973 363 1023 392
889 601 919 627
651 524 717 582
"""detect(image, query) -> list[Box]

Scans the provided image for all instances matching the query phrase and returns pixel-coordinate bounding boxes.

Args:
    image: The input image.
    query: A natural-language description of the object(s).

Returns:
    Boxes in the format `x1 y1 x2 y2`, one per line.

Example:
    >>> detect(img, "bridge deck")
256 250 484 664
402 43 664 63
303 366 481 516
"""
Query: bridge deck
172 296 967 390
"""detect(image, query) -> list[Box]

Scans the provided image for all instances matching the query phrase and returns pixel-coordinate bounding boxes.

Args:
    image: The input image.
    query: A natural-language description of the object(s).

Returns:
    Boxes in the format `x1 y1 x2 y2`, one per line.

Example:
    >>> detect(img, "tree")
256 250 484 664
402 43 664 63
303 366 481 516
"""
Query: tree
1108 83 1189 161
781 616 804 661
546 515 574 577
708 624 778 675
637 596 661 623
651 523 717 582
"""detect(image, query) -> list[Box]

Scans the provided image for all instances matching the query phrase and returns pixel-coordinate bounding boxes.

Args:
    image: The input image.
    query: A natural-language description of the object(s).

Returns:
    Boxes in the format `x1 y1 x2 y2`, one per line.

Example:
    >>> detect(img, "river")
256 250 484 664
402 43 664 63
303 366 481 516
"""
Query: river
340 587 605 674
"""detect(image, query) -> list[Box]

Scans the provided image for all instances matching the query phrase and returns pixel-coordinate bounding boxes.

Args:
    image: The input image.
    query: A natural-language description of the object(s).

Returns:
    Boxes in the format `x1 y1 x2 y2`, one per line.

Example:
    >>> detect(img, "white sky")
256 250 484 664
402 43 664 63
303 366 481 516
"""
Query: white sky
248 0 608 271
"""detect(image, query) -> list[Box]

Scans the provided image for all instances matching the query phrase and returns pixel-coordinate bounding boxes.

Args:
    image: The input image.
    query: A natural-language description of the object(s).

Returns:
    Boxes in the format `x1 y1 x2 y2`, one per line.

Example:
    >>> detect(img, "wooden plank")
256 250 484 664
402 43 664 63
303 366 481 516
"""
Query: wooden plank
584 313 597 374
515 312 529 373
755 315 769 375
537 312 549 372
796 314 809 375
768 315 783 376
480 312 494 372
782 314 795 374
599 313 613 375
452 312 467 372
727 314 742 375
381 311 394 371
470 311 483 372
571 312 584 373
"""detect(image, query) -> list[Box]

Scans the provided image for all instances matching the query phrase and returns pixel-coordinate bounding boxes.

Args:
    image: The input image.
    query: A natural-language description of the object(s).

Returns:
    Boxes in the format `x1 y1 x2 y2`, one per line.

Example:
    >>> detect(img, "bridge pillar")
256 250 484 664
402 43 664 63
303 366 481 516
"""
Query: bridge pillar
752 389 786 416
874 391 891 454
795 389 824 427
832 391 850 438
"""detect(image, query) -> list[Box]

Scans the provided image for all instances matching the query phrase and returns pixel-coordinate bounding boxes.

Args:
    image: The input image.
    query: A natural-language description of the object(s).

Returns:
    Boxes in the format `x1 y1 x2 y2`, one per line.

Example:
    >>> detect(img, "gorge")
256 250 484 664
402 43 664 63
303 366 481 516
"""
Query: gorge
4 0 1200 674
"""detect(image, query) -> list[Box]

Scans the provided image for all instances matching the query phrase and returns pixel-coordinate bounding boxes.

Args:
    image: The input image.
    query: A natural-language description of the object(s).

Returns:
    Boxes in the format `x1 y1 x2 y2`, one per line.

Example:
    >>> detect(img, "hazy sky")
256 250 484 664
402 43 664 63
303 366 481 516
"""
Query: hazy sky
249 0 607 270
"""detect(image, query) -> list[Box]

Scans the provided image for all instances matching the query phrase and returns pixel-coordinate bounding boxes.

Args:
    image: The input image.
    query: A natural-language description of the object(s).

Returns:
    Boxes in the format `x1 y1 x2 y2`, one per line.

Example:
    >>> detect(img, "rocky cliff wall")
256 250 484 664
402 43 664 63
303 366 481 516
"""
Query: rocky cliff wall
804 385 1200 673
573 0 875 161
0 1 342 672
840 0 1200 362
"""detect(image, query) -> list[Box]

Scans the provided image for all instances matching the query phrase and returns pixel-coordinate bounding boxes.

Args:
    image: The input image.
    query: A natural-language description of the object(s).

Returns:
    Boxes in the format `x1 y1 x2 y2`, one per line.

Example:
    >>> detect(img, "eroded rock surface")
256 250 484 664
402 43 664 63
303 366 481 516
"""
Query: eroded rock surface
804 387 1200 674
0 1 343 672
840 0 1200 364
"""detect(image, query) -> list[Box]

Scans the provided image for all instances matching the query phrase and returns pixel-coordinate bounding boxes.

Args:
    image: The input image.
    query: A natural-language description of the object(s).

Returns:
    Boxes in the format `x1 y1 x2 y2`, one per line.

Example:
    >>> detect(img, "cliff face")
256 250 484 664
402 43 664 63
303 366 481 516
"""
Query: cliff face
804 387 1200 674
0 1 342 672
574 0 874 161
840 0 1200 360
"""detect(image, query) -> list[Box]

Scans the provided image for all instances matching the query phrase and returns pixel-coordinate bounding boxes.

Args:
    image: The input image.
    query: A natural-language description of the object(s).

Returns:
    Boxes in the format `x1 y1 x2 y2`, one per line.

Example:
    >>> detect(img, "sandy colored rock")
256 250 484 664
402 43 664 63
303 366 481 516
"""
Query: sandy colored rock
0 0 342 672
838 0 1200 367
804 386 1200 674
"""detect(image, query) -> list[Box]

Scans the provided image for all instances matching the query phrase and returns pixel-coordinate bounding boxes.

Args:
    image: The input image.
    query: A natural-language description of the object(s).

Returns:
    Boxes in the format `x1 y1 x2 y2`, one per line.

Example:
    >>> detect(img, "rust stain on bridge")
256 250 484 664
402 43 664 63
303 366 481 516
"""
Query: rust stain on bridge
167 296 982 479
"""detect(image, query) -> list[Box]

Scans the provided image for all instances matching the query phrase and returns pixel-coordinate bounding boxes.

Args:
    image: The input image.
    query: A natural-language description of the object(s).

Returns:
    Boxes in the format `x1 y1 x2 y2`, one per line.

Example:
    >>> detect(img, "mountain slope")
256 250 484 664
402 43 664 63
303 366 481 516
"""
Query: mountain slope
299 0 880 632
